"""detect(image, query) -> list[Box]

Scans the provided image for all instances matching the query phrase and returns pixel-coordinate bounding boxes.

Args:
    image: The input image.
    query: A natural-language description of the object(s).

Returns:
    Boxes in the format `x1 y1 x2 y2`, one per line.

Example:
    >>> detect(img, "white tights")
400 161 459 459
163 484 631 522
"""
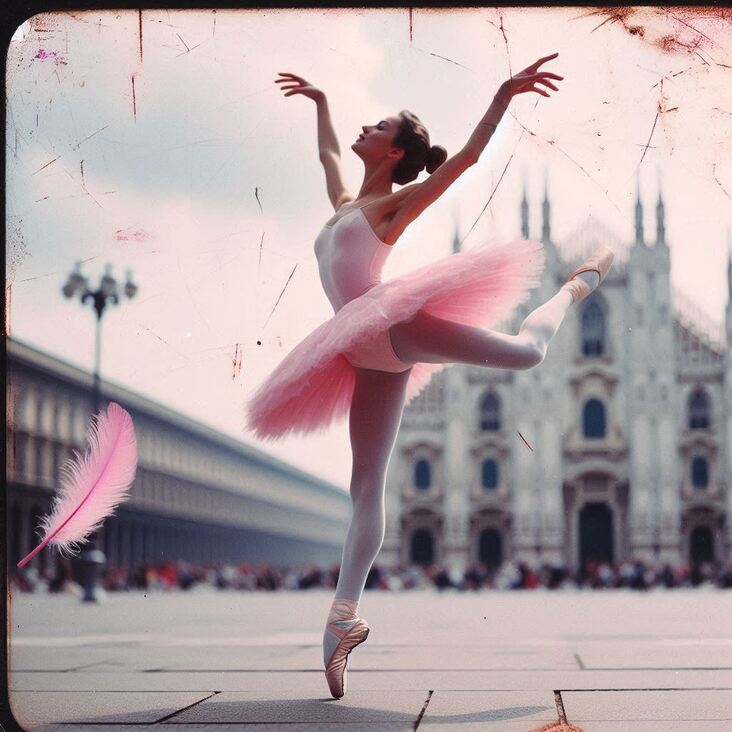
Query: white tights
323 271 598 661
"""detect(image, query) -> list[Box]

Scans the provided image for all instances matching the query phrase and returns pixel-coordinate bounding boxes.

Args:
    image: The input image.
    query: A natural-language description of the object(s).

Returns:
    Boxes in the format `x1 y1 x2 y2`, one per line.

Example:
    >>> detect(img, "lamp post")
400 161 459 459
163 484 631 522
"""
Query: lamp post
61 261 138 600
62 261 138 413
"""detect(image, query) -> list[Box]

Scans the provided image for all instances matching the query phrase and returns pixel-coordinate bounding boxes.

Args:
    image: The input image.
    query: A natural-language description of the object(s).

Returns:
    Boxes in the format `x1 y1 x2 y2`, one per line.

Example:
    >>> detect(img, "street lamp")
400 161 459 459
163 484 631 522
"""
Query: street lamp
61 261 138 601
61 262 138 413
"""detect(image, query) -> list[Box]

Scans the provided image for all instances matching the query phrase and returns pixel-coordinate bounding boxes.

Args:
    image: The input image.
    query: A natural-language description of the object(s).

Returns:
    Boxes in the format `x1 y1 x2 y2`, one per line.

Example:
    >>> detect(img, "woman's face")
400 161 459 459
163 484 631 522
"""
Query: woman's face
352 116 403 164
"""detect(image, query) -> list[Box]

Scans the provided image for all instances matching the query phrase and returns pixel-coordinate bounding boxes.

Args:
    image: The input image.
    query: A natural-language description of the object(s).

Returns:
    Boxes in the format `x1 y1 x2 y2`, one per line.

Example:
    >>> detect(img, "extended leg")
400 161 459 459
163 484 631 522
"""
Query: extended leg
389 277 596 370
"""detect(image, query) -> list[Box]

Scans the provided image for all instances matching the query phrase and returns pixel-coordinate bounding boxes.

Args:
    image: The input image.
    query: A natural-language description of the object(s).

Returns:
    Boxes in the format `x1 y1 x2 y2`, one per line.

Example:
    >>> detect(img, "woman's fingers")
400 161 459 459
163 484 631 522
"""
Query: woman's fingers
520 52 560 76
531 52 559 71
535 78 559 92
526 71 563 81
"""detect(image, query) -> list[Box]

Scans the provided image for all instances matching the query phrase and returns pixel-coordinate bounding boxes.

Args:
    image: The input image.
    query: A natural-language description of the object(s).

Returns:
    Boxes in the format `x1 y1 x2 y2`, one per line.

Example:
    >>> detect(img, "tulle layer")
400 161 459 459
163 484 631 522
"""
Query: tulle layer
245 236 545 441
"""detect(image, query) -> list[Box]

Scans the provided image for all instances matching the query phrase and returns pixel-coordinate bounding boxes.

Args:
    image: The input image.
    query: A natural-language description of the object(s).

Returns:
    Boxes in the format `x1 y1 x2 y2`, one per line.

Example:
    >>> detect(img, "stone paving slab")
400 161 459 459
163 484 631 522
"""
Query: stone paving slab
168 690 427 724
576 643 732 669
9 690 215 728
31 723 732 732
563 689 732 722
419 689 556 727
9 645 121 672
562 724 732 732
8 590 732 730
36 726 415 732
332 644 579 671
11 668 732 693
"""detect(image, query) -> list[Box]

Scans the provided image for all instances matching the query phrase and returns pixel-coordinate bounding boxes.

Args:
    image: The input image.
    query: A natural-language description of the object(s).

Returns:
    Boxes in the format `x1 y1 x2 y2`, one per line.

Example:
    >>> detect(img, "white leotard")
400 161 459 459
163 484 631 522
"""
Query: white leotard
314 207 393 313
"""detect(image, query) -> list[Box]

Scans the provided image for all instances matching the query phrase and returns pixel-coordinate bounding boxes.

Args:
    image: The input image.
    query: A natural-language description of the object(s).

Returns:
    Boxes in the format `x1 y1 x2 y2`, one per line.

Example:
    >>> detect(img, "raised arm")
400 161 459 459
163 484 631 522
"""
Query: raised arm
391 53 563 229
275 72 352 210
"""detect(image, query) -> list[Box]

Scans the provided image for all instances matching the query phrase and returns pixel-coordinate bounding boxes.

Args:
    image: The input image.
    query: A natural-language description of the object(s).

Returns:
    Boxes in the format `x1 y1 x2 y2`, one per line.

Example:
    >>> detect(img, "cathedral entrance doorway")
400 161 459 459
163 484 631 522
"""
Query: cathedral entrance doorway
579 501 614 568
563 471 628 574
410 528 435 565
690 525 714 564
478 528 503 568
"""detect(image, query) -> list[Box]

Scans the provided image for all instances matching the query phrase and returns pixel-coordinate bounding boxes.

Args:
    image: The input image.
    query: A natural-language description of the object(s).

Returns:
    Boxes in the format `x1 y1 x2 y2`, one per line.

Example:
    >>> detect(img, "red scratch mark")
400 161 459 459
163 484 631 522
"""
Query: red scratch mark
80 160 85 186
176 32 189 52
259 231 265 267
72 124 109 150
264 265 297 327
496 12 512 77
4 284 11 338
408 8 412 44
712 163 730 199
115 228 150 242
518 431 534 451
131 74 137 121
254 187 263 213
212 9 216 37
138 10 143 63
232 343 243 379
33 156 60 174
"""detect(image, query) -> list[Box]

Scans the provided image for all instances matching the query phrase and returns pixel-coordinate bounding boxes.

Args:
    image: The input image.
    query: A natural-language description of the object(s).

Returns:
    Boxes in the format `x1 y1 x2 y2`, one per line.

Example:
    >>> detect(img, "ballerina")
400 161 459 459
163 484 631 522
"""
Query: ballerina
246 51 614 699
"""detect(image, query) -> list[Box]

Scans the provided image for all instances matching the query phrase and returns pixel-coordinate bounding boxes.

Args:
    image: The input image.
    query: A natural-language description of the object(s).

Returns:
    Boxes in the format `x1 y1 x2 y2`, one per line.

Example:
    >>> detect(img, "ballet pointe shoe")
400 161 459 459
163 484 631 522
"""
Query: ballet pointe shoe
560 244 615 304
324 616 370 698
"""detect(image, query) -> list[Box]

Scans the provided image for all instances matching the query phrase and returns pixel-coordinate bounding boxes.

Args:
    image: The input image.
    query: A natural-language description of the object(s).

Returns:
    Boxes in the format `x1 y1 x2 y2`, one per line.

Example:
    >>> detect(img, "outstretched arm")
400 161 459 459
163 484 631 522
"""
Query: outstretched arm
391 53 563 230
275 72 352 209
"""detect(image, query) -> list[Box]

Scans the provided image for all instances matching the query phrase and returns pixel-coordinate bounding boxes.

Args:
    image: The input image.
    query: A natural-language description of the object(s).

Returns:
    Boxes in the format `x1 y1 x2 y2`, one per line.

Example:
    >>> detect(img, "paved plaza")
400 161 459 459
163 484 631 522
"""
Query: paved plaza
7 587 732 730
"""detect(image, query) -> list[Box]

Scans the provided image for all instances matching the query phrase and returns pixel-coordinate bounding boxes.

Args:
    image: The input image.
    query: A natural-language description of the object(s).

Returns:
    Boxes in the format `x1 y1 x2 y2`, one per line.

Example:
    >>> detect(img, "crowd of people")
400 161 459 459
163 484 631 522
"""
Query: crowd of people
10 556 732 594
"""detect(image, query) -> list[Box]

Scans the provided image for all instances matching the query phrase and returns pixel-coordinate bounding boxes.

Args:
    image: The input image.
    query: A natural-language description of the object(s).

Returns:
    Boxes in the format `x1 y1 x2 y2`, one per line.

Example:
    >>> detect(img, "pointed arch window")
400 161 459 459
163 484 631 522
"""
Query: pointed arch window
688 390 710 429
479 393 501 431
581 299 606 356
582 398 606 438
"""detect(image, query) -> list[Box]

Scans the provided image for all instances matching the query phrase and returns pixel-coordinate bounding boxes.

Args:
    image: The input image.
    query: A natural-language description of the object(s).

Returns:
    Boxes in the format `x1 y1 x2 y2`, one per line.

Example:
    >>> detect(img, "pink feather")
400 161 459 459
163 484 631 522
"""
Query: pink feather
17 401 138 569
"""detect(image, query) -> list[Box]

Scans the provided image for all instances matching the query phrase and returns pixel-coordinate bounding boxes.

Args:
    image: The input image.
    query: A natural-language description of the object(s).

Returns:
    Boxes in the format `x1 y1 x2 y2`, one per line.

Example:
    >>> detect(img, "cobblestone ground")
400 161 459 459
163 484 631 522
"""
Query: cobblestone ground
7 586 732 730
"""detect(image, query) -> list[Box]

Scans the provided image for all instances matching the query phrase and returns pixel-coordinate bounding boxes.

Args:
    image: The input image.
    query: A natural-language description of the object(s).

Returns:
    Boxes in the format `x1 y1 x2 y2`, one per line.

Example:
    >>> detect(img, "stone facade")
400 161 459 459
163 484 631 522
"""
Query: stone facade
380 183 731 575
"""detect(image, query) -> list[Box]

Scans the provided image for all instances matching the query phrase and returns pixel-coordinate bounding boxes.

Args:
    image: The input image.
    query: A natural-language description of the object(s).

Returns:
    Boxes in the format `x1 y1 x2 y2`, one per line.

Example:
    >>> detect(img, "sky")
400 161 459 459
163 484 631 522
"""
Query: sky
6 7 732 490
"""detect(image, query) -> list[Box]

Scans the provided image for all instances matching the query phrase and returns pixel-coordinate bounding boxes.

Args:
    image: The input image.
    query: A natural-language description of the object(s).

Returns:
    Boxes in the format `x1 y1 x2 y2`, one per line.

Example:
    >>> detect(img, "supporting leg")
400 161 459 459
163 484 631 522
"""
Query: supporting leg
323 366 411 666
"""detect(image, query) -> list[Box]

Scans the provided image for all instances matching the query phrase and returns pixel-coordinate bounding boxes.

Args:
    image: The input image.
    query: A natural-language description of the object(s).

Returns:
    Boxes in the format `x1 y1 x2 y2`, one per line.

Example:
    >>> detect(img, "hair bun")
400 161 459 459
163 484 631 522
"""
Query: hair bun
425 144 448 174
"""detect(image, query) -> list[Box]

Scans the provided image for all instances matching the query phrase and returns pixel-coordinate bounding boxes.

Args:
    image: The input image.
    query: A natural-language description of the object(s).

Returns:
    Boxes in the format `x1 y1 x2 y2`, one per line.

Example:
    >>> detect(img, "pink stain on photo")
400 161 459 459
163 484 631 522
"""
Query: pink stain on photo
33 48 68 65
115 228 150 242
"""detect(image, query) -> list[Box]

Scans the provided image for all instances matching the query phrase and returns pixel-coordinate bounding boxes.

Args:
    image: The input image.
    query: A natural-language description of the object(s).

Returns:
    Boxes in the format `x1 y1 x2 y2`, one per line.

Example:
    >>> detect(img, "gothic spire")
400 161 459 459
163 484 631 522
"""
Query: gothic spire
541 170 551 244
727 228 732 296
521 180 529 240
656 176 666 246
635 170 644 246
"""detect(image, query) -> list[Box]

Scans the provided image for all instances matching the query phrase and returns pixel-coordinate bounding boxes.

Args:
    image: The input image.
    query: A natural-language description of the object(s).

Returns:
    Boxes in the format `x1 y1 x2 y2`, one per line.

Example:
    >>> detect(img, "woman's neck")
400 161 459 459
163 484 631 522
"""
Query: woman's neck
356 162 394 201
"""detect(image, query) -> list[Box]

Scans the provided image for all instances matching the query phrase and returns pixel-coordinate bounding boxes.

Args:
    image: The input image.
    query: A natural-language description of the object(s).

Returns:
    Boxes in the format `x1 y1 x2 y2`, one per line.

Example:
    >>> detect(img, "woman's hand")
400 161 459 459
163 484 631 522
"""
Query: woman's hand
498 52 563 100
275 72 324 103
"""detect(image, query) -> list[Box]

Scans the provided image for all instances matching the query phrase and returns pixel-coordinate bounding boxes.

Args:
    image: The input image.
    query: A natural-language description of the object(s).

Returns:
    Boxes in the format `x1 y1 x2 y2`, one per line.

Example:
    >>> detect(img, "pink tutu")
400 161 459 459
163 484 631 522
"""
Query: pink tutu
245 236 545 441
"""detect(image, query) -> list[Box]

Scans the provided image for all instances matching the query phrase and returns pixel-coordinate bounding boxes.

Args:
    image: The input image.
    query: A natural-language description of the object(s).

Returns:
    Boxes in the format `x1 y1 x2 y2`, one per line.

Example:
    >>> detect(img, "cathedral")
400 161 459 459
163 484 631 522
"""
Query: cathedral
378 182 732 575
